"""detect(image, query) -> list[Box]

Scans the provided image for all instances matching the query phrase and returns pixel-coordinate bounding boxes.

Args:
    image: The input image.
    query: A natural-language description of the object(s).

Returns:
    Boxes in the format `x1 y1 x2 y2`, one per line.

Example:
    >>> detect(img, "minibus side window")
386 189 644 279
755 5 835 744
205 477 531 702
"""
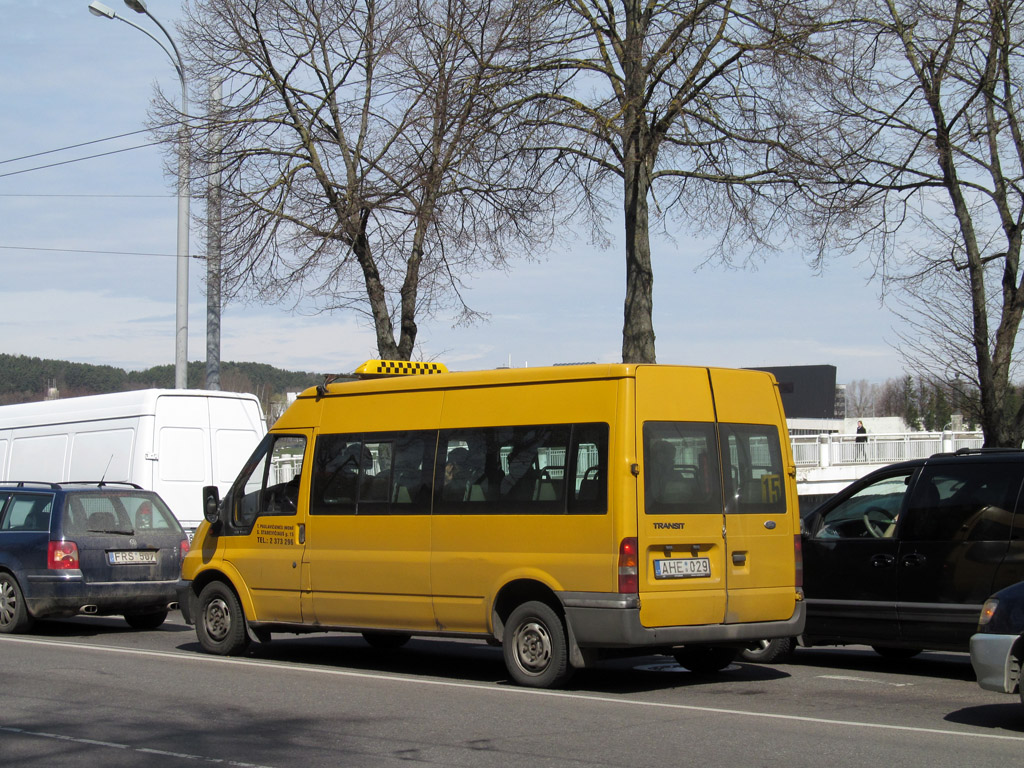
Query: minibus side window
230 434 306 530
643 422 721 515
311 431 433 515
436 423 608 515
719 424 786 515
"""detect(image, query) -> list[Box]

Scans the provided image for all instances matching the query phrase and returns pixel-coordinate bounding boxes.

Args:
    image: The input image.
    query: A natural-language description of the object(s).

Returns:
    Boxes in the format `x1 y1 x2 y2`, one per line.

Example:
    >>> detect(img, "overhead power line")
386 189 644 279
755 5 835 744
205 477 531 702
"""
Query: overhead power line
0 143 158 179
0 125 176 166
0 245 206 260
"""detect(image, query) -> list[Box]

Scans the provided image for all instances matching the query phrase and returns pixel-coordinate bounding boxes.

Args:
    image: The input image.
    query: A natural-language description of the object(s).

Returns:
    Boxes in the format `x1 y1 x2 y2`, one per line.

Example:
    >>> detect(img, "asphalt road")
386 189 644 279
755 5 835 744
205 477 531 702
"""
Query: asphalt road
1 612 1022 767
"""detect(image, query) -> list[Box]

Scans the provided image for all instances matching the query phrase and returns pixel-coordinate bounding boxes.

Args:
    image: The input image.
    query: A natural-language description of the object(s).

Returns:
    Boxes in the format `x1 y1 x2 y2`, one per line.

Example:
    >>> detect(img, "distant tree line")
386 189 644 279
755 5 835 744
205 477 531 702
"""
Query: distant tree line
844 376 983 433
0 354 323 414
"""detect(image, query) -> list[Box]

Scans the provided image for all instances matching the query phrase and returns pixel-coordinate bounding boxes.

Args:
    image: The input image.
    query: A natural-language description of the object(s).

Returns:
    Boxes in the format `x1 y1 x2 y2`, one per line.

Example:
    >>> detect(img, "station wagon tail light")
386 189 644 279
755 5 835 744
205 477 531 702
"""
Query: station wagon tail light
48 540 79 570
978 598 999 627
618 537 639 593
180 538 190 558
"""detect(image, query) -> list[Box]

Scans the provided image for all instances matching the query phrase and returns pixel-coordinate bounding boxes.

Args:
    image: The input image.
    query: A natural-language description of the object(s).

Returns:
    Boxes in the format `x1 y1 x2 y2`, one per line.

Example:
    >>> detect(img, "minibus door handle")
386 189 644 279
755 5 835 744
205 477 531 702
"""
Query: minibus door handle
298 524 306 545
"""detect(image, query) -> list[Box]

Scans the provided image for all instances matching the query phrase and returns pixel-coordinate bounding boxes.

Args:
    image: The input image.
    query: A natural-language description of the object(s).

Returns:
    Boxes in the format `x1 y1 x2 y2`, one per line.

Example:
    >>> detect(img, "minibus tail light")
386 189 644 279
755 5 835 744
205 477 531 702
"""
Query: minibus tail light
618 537 639 593
48 540 79 570
794 534 803 588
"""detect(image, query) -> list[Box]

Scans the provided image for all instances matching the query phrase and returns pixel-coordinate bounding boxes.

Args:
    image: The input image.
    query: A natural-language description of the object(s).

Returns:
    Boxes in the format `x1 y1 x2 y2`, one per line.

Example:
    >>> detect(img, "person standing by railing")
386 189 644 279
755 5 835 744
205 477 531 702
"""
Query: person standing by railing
855 421 868 461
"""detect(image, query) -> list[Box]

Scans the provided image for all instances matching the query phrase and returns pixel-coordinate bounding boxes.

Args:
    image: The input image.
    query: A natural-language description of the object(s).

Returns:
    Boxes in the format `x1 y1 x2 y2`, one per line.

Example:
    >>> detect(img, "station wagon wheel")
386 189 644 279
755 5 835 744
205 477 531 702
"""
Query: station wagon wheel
195 581 250 656
503 601 572 689
0 572 33 634
124 610 168 630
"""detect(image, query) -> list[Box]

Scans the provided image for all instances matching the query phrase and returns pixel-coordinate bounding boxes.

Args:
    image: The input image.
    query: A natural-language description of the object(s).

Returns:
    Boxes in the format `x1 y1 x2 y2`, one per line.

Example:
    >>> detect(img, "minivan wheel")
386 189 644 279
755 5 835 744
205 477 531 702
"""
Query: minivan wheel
195 581 250 656
503 601 572 689
740 637 796 664
871 645 921 660
0 573 33 634
674 645 738 673
124 610 168 630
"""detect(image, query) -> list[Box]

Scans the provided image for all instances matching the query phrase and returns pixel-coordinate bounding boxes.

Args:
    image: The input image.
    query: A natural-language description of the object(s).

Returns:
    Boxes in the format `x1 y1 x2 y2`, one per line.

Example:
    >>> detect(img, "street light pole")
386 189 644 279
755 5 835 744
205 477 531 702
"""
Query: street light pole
88 0 190 389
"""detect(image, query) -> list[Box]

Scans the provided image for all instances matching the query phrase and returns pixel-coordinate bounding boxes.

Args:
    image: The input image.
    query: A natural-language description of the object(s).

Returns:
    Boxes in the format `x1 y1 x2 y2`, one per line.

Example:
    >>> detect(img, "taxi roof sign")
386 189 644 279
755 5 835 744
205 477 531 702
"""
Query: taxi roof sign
354 360 449 377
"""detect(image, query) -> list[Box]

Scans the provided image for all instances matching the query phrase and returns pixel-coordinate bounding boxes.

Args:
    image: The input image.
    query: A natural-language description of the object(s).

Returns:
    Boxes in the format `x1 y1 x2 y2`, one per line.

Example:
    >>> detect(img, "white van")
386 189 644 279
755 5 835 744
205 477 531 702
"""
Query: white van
0 390 266 531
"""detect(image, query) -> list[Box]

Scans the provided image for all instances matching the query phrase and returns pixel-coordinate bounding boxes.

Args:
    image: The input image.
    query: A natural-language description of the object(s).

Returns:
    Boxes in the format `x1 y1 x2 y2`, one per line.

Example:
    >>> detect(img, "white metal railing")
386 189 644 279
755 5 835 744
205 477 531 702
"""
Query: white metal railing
790 431 985 468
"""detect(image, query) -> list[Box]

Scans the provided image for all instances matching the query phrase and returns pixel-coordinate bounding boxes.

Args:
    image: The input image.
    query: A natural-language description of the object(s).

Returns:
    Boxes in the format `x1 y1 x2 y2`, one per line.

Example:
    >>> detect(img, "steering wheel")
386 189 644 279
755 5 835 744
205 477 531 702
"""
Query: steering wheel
862 506 894 538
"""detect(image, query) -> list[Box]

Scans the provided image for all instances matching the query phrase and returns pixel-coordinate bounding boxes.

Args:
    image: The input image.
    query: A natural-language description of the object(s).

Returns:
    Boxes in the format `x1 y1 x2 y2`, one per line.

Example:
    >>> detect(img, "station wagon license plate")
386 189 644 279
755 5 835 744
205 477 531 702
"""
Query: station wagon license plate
108 550 157 565
654 557 710 579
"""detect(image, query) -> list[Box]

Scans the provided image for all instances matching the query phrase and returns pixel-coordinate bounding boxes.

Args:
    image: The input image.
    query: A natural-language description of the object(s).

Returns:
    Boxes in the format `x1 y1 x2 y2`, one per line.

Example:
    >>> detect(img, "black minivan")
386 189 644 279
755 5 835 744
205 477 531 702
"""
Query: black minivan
0 482 189 633
747 448 1024 661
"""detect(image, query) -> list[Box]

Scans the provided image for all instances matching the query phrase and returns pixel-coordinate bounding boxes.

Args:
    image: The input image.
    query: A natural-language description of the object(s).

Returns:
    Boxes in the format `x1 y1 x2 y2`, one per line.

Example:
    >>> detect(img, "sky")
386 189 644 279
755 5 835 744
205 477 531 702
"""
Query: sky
1 1 909 385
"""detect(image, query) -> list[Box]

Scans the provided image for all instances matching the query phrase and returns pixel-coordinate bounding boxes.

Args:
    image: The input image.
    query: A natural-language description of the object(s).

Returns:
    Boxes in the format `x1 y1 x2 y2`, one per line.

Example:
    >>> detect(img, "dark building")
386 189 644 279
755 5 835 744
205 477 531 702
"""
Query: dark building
747 365 837 420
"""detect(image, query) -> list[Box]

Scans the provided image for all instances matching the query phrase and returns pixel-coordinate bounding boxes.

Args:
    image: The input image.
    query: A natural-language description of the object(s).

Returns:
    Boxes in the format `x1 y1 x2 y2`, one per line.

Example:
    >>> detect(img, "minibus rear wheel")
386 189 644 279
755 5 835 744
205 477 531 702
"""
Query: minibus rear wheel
196 581 250 656
503 600 572 689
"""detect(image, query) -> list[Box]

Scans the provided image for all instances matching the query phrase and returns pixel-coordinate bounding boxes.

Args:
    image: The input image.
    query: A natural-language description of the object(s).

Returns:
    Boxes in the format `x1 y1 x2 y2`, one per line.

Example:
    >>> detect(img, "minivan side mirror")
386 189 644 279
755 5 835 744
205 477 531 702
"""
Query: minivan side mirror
203 485 222 526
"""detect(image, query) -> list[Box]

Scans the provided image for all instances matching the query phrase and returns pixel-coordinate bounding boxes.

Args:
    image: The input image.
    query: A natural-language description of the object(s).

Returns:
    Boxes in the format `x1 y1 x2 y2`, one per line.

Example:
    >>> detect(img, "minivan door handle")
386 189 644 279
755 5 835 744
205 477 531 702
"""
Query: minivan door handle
869 554 896 568
901 553 926 567
298 524 306 545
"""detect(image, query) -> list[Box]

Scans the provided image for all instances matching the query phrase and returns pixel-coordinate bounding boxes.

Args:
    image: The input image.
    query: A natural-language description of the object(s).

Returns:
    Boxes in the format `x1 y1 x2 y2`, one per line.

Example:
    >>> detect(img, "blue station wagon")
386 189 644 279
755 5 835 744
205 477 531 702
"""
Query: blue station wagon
0 482 189 632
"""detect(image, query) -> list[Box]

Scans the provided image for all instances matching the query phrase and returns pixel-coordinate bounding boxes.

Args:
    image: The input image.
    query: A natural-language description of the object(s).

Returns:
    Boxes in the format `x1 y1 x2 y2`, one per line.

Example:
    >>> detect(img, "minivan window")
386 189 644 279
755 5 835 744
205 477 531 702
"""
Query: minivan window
901 463 1024 541
815 472 913 539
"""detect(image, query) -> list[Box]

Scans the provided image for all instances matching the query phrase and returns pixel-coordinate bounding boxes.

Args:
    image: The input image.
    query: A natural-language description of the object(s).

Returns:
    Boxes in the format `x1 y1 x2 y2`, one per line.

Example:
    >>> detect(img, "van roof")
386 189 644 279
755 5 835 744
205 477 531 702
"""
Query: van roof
302 362 776 399
0 389 263 430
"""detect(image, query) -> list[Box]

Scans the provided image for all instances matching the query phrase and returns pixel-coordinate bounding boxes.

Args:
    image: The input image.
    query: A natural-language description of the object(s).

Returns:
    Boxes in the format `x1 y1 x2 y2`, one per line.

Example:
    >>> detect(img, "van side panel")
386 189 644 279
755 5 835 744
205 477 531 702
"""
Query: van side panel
634 366 727 628
9 433 68 480
709 368 799 623
305 391 441 630
70 427 136 481
430 378 620 633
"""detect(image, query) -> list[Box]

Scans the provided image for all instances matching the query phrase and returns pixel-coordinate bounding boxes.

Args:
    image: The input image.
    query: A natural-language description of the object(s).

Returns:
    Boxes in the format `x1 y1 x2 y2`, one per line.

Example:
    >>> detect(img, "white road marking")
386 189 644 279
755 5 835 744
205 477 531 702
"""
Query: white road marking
2 635 1022 745
818 674 913 687
0 724 273 767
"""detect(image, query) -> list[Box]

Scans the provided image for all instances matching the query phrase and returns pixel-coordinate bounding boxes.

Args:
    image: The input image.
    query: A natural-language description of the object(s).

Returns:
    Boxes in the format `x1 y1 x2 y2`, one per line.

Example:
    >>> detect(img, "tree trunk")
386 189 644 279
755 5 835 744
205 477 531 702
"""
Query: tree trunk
620 2 656 365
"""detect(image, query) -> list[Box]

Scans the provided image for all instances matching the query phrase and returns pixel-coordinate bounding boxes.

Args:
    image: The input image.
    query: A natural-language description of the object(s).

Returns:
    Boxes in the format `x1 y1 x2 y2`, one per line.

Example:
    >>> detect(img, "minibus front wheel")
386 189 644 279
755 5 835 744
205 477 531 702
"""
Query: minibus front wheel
195 581 250 656
503 601 572 689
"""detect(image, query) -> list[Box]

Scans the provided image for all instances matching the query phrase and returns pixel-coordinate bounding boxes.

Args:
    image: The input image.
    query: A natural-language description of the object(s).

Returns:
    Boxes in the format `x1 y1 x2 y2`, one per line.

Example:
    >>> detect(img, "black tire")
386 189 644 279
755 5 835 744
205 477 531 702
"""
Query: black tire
673 645 738 673
871 645 922 660
124 610 168 630
195 581 250 656
0 573 33 634
503 601 572 689
740 637 796 664
362 631 412 650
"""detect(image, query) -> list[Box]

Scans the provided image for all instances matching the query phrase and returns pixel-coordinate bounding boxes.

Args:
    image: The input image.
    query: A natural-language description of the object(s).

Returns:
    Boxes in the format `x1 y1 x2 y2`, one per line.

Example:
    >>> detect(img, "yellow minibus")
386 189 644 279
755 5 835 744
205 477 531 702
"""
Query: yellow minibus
178 361 804 688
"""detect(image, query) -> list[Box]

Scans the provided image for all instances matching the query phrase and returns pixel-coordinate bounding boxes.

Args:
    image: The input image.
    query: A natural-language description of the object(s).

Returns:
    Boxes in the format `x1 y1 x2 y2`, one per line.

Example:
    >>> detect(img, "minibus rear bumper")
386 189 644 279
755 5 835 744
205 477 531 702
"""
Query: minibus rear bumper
560 591 806 648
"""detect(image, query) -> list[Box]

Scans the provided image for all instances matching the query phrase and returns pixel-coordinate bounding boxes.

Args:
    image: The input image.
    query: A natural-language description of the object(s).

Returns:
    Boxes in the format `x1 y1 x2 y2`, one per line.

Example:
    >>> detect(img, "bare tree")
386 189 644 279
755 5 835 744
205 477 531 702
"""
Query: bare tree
804 0 1024 445
524 1 820 363
163 0 563 361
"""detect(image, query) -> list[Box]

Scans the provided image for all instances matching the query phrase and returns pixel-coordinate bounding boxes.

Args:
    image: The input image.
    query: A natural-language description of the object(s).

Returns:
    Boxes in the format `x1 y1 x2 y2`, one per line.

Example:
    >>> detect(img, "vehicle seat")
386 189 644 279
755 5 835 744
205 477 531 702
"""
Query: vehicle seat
88 511 117 530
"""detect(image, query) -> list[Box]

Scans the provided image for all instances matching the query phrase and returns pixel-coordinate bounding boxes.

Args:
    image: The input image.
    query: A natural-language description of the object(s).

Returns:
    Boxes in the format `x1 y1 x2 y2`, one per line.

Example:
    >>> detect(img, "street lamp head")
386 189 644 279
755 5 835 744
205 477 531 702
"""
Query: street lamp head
123 0 148 13
87 1 116 19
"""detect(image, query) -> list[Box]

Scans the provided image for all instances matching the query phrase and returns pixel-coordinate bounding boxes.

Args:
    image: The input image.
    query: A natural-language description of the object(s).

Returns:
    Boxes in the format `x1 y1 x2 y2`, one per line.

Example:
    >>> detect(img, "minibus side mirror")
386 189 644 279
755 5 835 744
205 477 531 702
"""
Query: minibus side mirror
203 485 222 528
